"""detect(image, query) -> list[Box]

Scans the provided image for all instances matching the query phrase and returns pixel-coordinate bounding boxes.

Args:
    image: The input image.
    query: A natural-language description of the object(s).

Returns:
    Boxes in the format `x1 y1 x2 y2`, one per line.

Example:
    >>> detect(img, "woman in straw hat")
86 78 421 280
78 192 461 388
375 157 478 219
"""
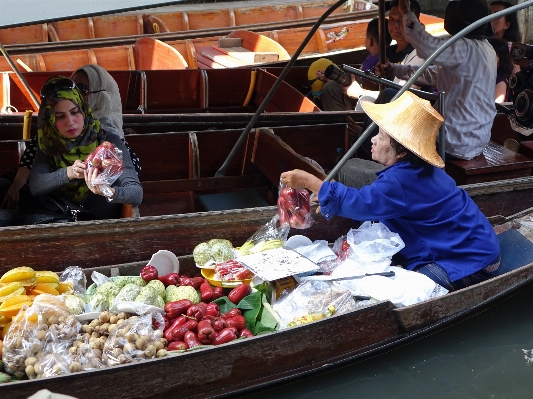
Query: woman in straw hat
280 92 500 292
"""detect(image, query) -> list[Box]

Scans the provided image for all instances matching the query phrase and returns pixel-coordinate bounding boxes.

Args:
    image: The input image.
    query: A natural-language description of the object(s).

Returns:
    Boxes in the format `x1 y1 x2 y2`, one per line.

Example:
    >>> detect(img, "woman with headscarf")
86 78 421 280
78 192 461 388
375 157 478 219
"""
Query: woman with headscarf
28 76 142 220
281 92 500 292
1 65 140 211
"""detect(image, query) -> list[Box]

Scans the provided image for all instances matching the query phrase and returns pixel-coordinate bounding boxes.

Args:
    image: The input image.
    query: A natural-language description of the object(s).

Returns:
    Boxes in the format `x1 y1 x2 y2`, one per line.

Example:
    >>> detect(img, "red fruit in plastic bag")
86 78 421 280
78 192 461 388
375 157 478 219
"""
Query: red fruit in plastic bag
289 214 306 229
297 190 311 213
277 196 290 226
281 187 299 213
101 158 124 175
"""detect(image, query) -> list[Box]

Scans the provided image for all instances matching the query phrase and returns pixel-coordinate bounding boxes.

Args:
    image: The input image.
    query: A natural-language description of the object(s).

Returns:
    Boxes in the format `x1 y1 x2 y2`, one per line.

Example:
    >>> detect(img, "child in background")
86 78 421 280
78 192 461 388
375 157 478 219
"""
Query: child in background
317 18 392 111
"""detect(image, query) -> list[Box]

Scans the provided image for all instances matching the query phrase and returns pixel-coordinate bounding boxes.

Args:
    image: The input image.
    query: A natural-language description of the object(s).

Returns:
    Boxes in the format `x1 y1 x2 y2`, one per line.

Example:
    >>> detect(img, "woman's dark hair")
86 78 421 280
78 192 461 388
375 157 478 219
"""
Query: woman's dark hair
488 37 514 80
390 136 429 166
490 0 522 42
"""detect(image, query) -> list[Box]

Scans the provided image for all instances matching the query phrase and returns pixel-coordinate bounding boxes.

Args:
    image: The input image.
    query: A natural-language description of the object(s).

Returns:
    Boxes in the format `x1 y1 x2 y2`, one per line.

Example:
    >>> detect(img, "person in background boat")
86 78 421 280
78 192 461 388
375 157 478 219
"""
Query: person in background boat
306 57 336 109
488 37 514 103
379 0 497 160
0 65 140 211
317 17 392 111
28 76 142 220
490 0 522 76
490 0 521 43
280 92 501 292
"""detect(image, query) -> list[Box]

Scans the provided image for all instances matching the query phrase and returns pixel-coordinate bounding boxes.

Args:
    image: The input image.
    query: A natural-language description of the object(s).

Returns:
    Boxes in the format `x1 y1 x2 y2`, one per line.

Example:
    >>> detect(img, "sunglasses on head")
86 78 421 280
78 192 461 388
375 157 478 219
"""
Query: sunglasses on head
75 82 106 96
40 78 106 99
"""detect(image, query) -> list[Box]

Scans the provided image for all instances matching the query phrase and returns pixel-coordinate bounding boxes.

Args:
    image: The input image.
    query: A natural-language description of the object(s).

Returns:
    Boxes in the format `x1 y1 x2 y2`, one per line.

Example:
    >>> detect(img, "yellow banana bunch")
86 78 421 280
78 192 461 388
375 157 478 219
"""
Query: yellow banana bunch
249 239 284 254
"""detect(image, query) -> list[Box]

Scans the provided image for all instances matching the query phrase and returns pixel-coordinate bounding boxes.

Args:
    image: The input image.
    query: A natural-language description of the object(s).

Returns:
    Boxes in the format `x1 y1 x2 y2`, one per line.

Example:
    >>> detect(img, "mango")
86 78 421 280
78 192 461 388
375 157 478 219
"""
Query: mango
0 314 10 327
0 282 23 298
35 271 60 284
30 284 59 296
57 281 74 294
0 267 36 283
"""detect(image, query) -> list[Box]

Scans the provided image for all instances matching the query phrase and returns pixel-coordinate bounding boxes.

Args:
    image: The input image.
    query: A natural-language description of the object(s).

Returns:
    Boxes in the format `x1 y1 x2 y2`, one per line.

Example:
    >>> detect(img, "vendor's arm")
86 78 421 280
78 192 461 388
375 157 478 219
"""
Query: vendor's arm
1 167 31 209
318 174 408 221
280 169 323 195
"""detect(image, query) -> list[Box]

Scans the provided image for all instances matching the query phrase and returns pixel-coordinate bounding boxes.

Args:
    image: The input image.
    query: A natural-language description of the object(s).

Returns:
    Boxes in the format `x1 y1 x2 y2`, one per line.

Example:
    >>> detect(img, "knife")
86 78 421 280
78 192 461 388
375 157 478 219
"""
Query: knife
300 271 395 282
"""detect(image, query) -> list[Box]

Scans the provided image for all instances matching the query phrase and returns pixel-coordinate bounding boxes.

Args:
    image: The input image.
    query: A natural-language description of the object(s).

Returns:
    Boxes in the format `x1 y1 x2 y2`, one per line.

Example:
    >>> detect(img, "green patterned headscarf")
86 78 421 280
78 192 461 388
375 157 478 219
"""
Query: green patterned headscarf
37 76 105 204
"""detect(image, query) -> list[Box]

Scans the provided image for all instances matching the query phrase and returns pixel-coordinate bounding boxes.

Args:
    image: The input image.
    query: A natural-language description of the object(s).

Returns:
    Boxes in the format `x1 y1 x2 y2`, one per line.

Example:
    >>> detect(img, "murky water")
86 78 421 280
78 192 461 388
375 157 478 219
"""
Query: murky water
237 283 533 399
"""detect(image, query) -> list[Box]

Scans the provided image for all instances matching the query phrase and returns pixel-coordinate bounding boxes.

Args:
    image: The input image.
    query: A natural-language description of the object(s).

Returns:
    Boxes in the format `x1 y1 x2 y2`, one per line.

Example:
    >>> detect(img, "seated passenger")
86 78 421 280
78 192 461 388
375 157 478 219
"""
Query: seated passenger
1 64 140 211
488 37 514 103
319 17 392 111
280 92 501 292
28 76 142 220
387 0 496 160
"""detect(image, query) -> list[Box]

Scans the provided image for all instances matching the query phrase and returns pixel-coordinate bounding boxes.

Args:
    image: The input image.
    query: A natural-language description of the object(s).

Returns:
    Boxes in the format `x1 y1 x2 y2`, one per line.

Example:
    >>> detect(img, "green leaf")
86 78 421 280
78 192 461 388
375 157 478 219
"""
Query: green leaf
255 301 279 334
213 296 236 314
241 291 262 330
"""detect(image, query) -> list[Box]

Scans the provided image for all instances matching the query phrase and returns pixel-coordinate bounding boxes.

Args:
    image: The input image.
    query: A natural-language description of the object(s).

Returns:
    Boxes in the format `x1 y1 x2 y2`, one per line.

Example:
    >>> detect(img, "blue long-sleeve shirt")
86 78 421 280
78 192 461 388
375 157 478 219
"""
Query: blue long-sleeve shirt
319 162 500 281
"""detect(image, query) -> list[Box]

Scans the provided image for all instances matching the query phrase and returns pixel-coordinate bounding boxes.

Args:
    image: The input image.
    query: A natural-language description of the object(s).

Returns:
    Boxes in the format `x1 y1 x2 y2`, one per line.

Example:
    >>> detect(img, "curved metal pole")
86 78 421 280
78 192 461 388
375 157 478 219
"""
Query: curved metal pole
214 0 347 177
324 0 533 183
0 43 40 109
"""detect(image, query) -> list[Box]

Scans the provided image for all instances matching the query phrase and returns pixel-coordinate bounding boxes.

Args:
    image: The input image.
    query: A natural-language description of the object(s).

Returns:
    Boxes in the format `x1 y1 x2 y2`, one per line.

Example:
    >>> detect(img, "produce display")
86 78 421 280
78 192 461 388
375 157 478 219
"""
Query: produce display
0 213 370 386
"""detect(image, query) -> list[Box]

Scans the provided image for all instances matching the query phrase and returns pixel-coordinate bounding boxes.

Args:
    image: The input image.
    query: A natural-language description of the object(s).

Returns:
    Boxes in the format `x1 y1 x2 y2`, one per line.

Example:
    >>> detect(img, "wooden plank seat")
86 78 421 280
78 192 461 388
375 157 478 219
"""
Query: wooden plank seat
0 24 48 45
445 141 533 185
252 127 327 185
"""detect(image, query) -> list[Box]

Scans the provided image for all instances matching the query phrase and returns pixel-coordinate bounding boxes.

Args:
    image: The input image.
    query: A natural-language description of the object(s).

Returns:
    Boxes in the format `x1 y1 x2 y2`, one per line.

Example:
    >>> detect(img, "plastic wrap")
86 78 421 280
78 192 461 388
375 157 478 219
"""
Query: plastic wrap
272 281 357 329
84 141 124 199
293 240 339 275
60 266 87 295
277 182 313 229
102 314 166 366
214 260 254 281
2 294 79 378
236 215 289 256
347 222 405 262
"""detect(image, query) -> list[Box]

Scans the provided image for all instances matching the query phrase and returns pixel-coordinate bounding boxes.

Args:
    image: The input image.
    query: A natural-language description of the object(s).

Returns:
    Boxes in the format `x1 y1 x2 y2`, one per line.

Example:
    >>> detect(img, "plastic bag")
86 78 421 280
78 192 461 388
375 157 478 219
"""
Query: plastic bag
60 266 86 295
292 240 339 275
272 281 357 329
277 182 313 229
102 314 165 366
334 266 448 307
214 259 254 281
2 294 79 378
236 214 289 256
347 221 405 262
84 141 124 198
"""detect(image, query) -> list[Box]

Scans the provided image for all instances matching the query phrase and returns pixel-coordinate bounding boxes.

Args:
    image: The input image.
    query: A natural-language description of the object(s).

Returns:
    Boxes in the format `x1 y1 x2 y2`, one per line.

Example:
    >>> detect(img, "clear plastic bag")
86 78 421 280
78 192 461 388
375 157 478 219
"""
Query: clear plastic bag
272 281 357 329
102 314 165 366
60 266 86 295
236 215 289 256
277 182 313 229
347 221 405 262
84 141 124 198
2 294 79 379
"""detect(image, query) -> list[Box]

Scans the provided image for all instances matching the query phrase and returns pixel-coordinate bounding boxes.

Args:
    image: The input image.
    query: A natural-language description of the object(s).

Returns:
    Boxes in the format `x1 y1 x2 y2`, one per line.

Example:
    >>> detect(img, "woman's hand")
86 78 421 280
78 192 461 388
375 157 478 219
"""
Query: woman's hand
280 169 324 195
315 70 328 82
84 167 115 199
68 160 87 181
375 61 393 78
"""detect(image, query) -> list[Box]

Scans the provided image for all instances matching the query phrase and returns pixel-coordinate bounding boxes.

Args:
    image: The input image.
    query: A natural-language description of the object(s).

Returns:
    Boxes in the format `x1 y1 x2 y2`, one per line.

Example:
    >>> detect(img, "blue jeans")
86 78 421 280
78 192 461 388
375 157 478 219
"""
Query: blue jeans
415 254 501 292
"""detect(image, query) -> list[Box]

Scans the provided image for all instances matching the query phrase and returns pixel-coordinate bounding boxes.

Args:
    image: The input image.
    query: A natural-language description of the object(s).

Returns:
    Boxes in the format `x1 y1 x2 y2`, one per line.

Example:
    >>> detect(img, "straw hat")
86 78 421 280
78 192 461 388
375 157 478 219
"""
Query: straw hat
360 91 445 168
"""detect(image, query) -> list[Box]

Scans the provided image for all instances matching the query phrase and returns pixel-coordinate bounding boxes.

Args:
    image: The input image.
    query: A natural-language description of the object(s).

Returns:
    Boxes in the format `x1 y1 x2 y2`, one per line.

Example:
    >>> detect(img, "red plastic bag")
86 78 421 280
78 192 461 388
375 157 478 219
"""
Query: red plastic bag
277 182 313 229
85 141 124 197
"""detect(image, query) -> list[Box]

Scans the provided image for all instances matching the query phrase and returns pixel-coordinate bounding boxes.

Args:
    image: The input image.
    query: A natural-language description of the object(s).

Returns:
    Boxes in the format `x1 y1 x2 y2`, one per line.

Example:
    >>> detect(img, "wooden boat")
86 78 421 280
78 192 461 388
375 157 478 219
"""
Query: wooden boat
0 0 378 47
0 13 445 73
0 207 532 399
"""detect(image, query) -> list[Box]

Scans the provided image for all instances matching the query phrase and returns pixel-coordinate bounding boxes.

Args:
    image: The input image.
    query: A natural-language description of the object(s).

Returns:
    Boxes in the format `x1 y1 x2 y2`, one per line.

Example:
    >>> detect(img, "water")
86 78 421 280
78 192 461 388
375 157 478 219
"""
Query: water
238 283 533 398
